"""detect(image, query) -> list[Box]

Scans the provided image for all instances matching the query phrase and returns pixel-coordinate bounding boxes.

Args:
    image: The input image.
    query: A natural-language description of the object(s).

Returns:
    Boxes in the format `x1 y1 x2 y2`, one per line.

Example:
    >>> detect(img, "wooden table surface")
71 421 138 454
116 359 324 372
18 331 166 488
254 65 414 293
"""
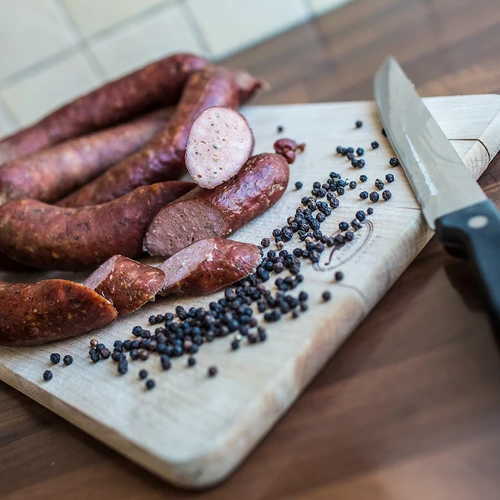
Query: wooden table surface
2 0 500 498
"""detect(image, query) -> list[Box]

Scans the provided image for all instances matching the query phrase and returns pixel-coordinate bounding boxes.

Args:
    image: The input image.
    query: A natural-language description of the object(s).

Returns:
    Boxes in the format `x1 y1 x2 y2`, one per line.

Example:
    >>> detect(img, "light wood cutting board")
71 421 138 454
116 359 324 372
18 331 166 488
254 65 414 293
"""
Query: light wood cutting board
1 95 500 488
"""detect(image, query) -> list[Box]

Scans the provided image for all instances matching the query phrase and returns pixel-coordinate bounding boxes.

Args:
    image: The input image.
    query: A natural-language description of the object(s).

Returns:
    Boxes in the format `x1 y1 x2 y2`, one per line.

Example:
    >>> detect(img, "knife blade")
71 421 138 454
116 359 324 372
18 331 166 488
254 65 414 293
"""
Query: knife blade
374 56 500 332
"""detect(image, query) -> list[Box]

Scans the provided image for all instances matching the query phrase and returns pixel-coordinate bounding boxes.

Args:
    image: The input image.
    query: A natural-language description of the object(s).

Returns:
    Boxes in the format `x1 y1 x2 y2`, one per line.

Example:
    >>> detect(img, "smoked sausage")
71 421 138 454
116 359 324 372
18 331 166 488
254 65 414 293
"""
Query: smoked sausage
144 139 304 258
58 67 261 207
0 53 208 165
0 279 117 346
0 108 173 205
159 238 261 296
84 255 165 316
0 181 195 271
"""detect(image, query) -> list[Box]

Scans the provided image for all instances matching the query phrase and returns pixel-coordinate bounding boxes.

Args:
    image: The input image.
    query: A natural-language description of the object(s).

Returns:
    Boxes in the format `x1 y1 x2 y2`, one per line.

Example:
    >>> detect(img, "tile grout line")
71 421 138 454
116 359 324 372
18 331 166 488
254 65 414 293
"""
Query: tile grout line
51 0 106 81
178 0 214 60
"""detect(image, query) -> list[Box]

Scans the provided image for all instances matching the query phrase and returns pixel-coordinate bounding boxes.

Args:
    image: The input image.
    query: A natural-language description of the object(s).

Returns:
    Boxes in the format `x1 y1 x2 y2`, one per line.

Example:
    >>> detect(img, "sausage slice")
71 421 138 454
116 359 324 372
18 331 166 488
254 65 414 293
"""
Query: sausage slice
185 107 254 189
0 279 117 346
84 255 165 316
159 238 261 296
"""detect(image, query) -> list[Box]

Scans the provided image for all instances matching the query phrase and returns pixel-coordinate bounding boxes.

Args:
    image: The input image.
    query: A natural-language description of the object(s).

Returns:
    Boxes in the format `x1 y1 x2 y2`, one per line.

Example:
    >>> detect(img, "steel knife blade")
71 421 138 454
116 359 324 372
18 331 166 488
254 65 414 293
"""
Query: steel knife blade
374 56 500 333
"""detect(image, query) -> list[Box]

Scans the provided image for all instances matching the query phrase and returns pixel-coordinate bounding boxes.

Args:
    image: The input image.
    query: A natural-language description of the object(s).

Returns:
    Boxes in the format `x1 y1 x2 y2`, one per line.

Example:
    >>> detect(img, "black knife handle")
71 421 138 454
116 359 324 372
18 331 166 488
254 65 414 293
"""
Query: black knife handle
435 200 500 333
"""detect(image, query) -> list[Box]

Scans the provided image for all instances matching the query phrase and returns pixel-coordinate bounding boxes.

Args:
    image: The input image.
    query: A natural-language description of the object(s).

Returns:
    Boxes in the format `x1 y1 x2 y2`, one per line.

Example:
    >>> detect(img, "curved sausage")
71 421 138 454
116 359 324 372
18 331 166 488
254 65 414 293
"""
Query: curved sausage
0 181 195 271
185 107 254 189
84 255 165 316
0 108 173 205
58 67 261 207
144 140 304 258
0 279 117 346
159 238 261 296
0 53 208 165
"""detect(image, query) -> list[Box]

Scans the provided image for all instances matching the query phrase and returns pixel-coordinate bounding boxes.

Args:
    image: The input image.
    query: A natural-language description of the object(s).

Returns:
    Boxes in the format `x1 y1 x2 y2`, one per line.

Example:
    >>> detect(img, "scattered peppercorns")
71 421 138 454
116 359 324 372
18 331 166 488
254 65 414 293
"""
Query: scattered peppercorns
43 370 53 381
349 181 357 189
187 357 196 367
63 355 73 366
295 181 303 190
261 237 270 248
359 174 367 182
277 125 284 133
355 120 363 128
374 179 384 190
335 271 344 282
369 191 380 202
371 141 379 149
359 191 369 199
139 369 148 380
208 366 218 378
356 148 364 156
367 207 374 215
322 291 331 301
385 173 395 183
50 353 60 364
145 379 156 390
389 157 400 167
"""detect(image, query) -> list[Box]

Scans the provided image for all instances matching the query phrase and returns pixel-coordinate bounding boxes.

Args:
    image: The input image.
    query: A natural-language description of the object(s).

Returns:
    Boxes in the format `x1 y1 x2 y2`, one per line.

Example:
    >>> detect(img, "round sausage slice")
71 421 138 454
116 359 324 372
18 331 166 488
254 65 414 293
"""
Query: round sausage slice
185 107 254 189
84 255 165 316
159 238 261 296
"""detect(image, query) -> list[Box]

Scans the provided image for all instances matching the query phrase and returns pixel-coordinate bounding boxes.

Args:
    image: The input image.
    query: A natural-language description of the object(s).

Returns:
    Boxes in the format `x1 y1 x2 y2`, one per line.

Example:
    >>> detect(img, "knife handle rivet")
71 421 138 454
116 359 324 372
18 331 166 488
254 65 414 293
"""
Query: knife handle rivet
467 215 489 229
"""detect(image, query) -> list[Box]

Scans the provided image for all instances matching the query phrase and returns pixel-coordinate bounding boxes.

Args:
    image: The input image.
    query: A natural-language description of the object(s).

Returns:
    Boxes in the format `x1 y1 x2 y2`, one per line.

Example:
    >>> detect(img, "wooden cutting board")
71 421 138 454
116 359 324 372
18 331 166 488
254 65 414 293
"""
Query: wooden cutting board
1 95 500 489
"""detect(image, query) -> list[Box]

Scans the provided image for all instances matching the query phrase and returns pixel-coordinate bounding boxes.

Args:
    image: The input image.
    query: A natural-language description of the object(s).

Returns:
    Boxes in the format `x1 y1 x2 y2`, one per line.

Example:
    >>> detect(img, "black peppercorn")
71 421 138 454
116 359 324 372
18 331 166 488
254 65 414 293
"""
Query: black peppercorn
90 353 100 363
100 348 111 359
371 141 379 149
131 326 142 336
130 349 139 360
385 173 395 183
367 207 374 215
355 120 363 128
316 212 326 223
111 351 124 362
359 191 369 199
277 125 284 133
339 221 349 231
62 355 73 366
231 340 240 351
43 370 53 381
345 231 354 241
295 181 303 190
389 157 400 167
359 174 367 182
50 353 60 364
347 152 355 161
258 329 267 342
375 179 384 190
261 237 270 248
335 271 344 281
299 291 308 302
349 181 357 189
351 159 359 168
335 234 345 245
369 191 380 202
145 379 156 390
356 210 366 222
148 315 157 325
337 186 345 196
208 366 218 377
356 147 364 156
160 355 171 370
139 369 148 380
351 219 362 230
322 291 331 301
382 190 392 201
118 361 128 375
358 159 365 168
187 356 196 367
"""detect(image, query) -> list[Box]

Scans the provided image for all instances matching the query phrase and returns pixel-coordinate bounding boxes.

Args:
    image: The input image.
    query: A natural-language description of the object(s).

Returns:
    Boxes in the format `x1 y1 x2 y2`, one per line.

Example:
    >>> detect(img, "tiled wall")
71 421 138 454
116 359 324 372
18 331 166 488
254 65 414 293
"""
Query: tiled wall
0 0 351 135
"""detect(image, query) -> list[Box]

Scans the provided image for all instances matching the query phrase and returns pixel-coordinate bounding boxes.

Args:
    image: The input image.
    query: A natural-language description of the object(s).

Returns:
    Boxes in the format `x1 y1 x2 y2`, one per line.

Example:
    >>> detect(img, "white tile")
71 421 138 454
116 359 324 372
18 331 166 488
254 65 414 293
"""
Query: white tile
2 53 100 126
89 3 207 80
186 0 311 59
61 0 172 37
0 0 78 81
309 0 353 16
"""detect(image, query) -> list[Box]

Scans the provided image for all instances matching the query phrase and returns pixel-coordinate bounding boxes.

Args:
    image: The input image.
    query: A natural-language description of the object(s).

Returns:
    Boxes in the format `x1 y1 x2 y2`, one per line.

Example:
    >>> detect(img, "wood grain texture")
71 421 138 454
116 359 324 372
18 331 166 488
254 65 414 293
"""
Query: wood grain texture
2 0 500 497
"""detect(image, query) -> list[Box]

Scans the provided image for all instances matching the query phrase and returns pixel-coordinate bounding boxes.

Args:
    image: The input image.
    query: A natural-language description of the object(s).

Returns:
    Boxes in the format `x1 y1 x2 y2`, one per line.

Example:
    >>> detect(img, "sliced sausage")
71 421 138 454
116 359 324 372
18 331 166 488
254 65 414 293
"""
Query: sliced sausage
0 53 208 165
0 181 195 271
159 238 261 296
185 107 254 189
0 279 117 346
0 108 173 205
144 139 304 258
84 255 165 316
58 67 262 207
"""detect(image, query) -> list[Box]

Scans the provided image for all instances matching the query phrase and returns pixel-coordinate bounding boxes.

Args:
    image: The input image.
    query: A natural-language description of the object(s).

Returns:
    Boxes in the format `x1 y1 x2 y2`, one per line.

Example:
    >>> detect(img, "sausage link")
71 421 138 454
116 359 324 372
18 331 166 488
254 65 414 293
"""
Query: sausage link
0 53 208 165
0 181 195 271
0 108 173 205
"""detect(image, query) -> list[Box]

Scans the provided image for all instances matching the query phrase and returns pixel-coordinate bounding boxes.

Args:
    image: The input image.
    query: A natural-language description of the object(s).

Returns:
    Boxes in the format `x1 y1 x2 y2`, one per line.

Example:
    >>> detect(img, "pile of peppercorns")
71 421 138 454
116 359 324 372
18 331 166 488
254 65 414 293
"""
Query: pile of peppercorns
42 352 73 381
43 125 398 390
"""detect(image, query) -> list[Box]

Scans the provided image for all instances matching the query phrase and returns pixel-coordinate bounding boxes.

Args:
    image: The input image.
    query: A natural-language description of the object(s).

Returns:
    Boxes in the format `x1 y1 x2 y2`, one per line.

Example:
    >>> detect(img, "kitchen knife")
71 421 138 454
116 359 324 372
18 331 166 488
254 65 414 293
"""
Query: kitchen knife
374 56 500 332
